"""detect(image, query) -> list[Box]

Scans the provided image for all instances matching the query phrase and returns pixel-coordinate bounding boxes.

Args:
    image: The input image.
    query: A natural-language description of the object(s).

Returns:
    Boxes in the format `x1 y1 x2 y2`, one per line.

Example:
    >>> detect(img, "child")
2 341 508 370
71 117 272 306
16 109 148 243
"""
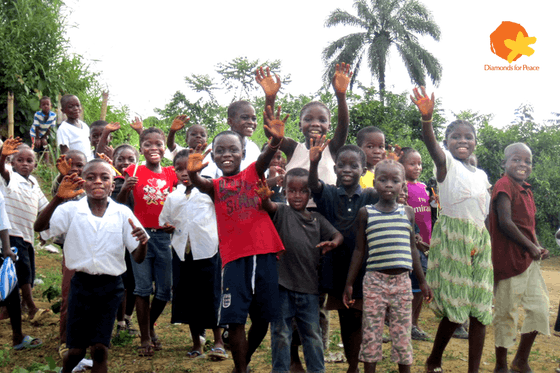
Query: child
187 106 286 373
488 143 550 373
259 167 343 373
57 95 92 160
118 127 177 356
343 159 432 373
34 160 149 373
166 115 209 159
262 142 286 203
95 118 144 161
411 87 493 373
309 139 378 373
0 138 49 322
398 147 431 341
30 96 56 162
357 126 385 188
89 120 110 159
159 149 226 360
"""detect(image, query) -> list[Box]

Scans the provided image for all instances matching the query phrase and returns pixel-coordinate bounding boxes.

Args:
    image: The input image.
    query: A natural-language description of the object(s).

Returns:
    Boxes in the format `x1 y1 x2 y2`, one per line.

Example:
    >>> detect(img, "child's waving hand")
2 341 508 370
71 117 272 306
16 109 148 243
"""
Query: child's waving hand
56 155 72 176
171 115 190 132
187 143 211 173
332 62 353 95
1 137 23 156
105 122 121 132
56 173 85 199
410 86 435 120
256 178 274 200
256 66 281 97
129 117 143 133
263 105 288 145
309 135 330 164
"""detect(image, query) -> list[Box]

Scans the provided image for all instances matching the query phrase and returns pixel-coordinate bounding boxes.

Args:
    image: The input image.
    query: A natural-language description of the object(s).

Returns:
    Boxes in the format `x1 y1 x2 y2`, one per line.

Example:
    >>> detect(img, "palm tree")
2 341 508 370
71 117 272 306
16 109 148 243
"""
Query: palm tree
323 0 442 103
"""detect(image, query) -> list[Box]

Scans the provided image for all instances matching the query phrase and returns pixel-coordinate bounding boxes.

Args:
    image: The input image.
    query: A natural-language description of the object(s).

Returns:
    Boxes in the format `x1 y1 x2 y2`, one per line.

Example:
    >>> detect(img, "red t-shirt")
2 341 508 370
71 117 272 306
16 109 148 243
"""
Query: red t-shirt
124 164 177 229
488 174 536 281
212 163 284 266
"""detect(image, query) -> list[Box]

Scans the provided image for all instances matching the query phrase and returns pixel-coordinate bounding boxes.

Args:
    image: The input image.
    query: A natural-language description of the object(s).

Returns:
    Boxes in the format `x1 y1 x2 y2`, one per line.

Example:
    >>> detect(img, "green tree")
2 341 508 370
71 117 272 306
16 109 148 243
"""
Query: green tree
322 0 442 103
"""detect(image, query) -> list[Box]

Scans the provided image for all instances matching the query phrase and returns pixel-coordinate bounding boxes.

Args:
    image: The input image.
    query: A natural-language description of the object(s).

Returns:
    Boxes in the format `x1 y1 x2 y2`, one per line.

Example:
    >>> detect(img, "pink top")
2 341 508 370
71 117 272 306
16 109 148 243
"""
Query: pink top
406 181 432 244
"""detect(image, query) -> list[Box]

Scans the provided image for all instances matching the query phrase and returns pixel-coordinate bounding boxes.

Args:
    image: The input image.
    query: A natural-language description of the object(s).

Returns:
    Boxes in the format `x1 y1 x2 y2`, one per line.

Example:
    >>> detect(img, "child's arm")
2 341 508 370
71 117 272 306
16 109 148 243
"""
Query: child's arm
0 137 23 183
1 229 16 262
496 192 545 260
406 206 433 302
328 63 352 155
410 87 447 182
316 231 344 255
256 178 278 214
116 175 138 205
186 144 214 197
128 218 149 264
167 115 189 152
95 122 120 159
308 136 331 194
34 174 85 232
255 106 288 177
343 207 368 308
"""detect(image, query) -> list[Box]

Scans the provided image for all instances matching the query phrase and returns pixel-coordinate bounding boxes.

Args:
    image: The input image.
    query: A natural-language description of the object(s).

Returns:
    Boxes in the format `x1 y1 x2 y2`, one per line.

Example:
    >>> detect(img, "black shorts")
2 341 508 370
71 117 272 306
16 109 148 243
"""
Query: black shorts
10 236 35 286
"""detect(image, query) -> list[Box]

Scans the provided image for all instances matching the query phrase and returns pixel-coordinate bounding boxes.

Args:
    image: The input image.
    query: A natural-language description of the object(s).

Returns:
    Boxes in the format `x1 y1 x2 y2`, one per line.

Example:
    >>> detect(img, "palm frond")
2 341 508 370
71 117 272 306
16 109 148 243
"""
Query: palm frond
325 9 367 29
322 33 367 83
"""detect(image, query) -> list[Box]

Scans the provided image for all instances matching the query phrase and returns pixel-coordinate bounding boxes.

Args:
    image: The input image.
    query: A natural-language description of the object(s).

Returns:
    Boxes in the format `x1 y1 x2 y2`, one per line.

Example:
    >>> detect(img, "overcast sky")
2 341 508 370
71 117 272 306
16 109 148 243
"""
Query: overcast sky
64 0 559 127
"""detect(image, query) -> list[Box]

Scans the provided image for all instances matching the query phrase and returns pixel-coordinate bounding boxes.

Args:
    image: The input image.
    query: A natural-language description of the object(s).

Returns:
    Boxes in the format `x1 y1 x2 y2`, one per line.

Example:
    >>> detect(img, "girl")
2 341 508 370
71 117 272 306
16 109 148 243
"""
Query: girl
411 87 493 373
118 127 178 357
343 159 432 373
398 147 431 341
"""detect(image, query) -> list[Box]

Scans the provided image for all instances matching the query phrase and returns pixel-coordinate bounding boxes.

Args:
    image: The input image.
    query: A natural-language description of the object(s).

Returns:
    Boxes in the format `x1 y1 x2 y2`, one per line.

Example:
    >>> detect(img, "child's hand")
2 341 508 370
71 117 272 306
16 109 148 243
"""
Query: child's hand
256 179 274 200
256 66 281 96
4 249 17 263
332 62 353 95
1 137 22 156
269 167 285 186
171 115 190 132
316 240 338 254
96 152 113 165
420 282 433 303
410 86 435 120
105 122 121 133
263 105 288 144
527 245 542 260
56 155 72 176
162 223 175 234
56 173 85 199
129 218 148 245
309 135 330 164
187 144 211 173
122 176 138 191
129 117 143 132
417 240 430 254
540 248 550 260
342 285 355 308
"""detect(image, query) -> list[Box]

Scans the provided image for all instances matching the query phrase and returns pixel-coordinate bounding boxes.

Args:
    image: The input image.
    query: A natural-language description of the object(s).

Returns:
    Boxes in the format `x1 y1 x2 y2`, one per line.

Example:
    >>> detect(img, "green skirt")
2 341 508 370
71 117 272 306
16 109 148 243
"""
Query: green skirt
426 215 494 325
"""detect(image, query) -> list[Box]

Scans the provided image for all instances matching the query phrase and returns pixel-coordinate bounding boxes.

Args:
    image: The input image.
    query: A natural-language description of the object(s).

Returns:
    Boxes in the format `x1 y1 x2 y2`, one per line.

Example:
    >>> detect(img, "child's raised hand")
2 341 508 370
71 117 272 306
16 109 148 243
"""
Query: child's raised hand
316 240 338 254
256 178 274 200
56 173 85 199
187 143 211 173
129 117 143 132
56 154 72 176
255 66 281 96
162 223 175 234
122 176 138 191
106 122 121 132
420 282 433 303
129 218 148 245
309 135 330 164
410 86 435 120
171 115 190 132
332 62 353 95
1 137 22 156
263 105 288 144
342 284 355 308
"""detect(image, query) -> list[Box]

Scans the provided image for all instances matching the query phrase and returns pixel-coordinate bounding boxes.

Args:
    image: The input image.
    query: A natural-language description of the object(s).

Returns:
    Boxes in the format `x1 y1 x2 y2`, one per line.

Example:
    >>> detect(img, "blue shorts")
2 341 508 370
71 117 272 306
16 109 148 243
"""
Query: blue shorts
410 250 428 293
10 236 34 286
218 253 280 325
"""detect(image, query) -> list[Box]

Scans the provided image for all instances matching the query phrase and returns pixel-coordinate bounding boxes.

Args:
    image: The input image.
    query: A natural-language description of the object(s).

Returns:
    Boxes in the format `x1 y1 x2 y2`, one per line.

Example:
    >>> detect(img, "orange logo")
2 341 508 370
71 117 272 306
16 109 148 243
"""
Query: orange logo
490 21 536 63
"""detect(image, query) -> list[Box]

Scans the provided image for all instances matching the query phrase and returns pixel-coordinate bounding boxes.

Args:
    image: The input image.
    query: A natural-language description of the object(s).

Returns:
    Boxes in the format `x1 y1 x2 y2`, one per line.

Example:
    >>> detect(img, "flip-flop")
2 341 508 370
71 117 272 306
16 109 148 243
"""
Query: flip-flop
13 335 43 350
138 344 154 357
187 350 206 359
151 335 162 351
30 309 52 324
208 347 229 361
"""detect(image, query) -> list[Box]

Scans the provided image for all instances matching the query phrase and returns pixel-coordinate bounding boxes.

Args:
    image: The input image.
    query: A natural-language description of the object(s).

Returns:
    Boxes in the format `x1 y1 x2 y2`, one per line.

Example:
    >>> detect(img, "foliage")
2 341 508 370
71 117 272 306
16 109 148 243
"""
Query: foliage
111 329 135 347
11 356 57 373
0 348 10 368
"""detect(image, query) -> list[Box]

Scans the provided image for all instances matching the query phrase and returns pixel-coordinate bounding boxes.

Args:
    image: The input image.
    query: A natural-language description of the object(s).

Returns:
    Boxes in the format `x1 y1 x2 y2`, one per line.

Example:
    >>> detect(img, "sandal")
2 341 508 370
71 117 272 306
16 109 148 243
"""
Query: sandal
151 335 162 351
13 335 43 350
208 347 229 361
58 343 69 359
187 350 206 359
138 344 154 357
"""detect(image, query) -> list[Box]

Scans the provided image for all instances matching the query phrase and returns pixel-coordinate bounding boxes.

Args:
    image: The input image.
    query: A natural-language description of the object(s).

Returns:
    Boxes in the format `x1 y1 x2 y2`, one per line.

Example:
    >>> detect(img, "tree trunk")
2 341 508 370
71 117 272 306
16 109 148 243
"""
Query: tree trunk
100 91 109 120
7 92 14 138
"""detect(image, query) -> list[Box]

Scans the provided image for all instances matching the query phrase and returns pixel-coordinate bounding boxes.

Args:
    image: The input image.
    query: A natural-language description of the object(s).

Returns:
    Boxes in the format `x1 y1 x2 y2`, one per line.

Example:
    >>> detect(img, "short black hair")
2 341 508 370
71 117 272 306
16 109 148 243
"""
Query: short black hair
39 96 51 105
284 167 309 188
65 149 87 162
397 147 419 165
227 101 253 119
374 159 405 179
299 101 330 122
356 126 384 147
82 158 112 175
90 120 108 131
173 149 190 166
336 145 366 169
113 144 139 162
186 124 208 138
139 127 165 143
60 94 77 109
212 130 244 149
444 120 477 142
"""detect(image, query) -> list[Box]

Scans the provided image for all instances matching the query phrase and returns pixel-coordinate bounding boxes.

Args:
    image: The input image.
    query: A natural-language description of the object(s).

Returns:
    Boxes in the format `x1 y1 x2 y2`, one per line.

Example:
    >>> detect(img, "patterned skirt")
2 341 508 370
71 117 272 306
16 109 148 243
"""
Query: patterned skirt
426 215 494 325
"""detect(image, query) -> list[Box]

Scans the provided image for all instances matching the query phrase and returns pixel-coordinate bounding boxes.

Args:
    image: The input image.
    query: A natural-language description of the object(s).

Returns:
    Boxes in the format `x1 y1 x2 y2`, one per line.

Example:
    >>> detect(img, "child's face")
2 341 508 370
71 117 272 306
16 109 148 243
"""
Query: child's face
62 96 81 120
444 124 476 161
174 157 191 187
186 125 208 149
141 132 166 165
397 187 408 204
504 146 532 184
334 151 365 189
228 105 257 138
300 105 330 142
11 148 36 178
40 99 51 115
285 175 310 212
212 134 243 176
374 163 404 202
403 152 422 182
269 150 284 169
84 162 114 200
360 132 385 167
67 154 87 177
114 149 137 174
90 126 106 148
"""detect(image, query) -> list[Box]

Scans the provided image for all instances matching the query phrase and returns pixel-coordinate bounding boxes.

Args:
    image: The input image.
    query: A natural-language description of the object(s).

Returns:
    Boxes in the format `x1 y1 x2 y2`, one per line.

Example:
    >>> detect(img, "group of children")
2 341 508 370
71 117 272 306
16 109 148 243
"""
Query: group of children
0 65 556 373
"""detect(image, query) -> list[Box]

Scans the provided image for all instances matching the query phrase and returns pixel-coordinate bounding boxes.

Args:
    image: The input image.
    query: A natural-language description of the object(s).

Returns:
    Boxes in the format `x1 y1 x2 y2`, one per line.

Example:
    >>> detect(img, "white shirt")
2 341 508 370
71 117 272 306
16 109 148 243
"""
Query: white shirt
159 185 218 261
0 193 12 248
57 120 92 161
202 138 260 178
41 198 149 276
0 169 48 244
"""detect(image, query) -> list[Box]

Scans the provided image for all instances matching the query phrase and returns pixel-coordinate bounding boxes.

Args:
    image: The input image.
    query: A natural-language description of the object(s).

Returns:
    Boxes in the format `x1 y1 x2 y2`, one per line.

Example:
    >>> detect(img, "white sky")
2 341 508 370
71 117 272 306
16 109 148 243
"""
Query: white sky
64 0 559 127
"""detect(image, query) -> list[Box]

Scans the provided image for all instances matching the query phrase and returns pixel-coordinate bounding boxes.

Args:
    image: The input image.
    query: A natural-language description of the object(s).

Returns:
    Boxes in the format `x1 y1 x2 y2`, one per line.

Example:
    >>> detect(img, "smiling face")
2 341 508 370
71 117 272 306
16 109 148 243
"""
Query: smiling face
212 134 244 176
269 150 284 169
11 148 36 179
66 153 87 177
360 132 385 168
140 132 166 166
114 148 137 175
300 104 330 144
174 157 191 187
504 145 532 184
228 104 257 138
83 162 114 200
334 150 365 189
444 123 476 161
285 175 310 212
374 162 405 203
402 151 422 182
186 124 208 149
62 96 82 120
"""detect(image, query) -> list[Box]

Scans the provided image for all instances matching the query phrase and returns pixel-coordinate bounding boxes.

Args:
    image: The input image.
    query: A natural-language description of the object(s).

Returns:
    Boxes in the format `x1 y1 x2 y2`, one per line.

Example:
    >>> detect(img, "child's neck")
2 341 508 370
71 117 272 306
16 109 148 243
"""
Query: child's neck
343 183 360 196
87 197 109 217
375 198 398 212
367 163 375 173
406 177 417 183
145 161 162 173
292 206 311 218
66 117 81 127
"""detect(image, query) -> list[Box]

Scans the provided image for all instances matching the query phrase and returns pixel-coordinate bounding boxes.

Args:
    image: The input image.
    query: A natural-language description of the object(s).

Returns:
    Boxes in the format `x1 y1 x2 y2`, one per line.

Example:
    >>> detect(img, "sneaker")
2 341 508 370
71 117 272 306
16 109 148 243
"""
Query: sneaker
411 325 429 341
452 325 469 339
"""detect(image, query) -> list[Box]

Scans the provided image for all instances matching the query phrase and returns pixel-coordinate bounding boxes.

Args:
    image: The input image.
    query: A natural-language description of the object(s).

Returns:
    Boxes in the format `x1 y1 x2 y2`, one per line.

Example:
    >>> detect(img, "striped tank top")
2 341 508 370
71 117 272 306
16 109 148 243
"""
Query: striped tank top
365 204 413 272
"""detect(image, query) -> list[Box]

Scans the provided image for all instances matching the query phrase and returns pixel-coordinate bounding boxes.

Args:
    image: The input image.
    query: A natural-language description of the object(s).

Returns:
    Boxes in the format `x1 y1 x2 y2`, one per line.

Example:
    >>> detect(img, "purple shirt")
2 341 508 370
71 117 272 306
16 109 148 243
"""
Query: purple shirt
407 181 432 244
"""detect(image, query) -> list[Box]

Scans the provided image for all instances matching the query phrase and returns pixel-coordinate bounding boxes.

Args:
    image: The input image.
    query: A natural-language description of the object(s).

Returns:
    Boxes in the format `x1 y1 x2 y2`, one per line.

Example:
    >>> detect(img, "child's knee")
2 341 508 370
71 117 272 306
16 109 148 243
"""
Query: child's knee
90 343 108 362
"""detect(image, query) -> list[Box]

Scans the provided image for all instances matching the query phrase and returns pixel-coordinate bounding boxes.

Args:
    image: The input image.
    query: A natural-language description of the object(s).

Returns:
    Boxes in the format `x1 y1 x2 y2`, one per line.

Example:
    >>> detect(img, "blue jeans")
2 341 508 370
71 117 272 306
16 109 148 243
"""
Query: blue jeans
271 287 324 373
130 229 172 301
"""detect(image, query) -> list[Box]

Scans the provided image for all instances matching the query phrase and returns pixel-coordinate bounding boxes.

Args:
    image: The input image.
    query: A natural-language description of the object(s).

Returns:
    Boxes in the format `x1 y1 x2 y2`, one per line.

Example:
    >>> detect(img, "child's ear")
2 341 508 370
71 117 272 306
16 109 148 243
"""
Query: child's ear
361 166 367 177
211 151 215 162
500 159 506 168
227 117 233 127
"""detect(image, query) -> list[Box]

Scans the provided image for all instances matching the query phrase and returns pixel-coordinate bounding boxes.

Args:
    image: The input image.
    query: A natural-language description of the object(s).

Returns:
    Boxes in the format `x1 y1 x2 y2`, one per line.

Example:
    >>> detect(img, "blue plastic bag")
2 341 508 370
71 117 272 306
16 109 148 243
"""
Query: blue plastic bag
0 247 18 301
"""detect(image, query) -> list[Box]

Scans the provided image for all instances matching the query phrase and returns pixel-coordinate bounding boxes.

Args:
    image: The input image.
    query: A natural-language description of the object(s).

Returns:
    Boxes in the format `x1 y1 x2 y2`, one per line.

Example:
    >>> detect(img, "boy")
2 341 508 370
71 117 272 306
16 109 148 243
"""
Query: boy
260 167 343 373
488 143 550 373
30 96 56 162
89 120 110 159
34 160 149 373
95 118 144 161
356 126 385 188
57 95 92 160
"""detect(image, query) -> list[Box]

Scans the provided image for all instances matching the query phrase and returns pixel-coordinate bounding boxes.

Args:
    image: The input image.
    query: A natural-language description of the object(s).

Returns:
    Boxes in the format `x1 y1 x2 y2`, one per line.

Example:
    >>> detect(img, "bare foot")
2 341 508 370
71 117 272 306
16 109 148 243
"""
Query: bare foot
510 360 533 373
27 307 39 320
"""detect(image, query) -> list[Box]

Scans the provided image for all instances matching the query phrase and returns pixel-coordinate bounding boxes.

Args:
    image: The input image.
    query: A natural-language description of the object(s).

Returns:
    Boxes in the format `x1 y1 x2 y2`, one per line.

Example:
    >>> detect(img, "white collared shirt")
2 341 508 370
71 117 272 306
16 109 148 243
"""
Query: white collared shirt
41 198 149 276
159 185 218 261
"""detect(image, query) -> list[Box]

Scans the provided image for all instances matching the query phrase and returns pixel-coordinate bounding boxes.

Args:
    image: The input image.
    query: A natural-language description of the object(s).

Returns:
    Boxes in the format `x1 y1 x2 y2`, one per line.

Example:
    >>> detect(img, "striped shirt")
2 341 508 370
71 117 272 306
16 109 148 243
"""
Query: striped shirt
0 168 48 244
30 111 56 139
365 204 413 272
